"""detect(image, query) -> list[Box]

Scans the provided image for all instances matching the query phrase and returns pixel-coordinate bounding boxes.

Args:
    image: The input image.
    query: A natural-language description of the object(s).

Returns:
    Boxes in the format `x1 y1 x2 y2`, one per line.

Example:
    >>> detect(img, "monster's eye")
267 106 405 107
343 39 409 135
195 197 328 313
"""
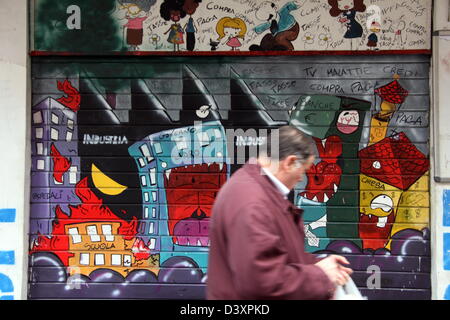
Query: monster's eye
91 163 128 196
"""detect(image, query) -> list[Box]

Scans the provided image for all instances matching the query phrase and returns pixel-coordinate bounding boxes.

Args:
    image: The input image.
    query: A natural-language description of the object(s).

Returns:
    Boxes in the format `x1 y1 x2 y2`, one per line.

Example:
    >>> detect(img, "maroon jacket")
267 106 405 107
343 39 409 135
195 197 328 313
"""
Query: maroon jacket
206 162 334 300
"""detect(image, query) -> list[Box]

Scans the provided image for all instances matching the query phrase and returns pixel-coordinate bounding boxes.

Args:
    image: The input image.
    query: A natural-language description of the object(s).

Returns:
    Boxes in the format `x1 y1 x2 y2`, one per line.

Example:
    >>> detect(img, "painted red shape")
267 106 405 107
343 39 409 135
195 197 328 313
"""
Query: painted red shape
132 238 151 261
164 162 227 247
358 132 429 190
301 136 343 203
56 80 81 112
358 211 396 250
374 79 409 104
30 177 146 265
50 143 71 183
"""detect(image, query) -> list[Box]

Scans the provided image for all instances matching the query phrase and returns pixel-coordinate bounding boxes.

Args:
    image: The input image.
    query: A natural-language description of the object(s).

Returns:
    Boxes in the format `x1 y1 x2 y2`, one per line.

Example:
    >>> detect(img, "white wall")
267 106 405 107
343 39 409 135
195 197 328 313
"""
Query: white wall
0 0 30 300
431 0 450 300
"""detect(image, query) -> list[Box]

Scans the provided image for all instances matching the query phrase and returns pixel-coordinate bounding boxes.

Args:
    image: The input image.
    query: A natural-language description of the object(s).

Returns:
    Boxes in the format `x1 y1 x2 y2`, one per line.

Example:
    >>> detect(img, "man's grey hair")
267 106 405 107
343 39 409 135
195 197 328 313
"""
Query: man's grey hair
263 125 316 162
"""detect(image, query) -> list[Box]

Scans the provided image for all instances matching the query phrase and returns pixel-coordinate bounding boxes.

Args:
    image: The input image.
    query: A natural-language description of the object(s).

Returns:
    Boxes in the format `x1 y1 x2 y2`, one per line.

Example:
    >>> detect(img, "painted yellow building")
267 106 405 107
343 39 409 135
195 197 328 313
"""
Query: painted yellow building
64 221 159 277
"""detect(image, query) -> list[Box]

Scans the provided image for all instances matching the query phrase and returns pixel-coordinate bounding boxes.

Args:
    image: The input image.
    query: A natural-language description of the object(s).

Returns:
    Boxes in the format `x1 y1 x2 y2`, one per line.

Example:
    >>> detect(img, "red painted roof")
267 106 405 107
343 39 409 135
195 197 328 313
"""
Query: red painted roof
374 80 409 104
358 132 429 190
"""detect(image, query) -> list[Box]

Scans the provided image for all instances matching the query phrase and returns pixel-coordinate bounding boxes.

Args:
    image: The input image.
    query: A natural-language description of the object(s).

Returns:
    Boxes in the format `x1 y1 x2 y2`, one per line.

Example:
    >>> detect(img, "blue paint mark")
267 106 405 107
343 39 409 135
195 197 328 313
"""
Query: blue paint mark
0 209 15 223
0 273 13 300
445 234 450 271
445 286 450 300
444 190 450 227
0 251 14 265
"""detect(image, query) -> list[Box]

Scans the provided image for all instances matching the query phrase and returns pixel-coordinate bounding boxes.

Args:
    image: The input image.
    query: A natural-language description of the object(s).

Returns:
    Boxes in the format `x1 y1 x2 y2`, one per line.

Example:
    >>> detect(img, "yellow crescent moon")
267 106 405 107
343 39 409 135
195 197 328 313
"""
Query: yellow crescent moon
91 163 127 196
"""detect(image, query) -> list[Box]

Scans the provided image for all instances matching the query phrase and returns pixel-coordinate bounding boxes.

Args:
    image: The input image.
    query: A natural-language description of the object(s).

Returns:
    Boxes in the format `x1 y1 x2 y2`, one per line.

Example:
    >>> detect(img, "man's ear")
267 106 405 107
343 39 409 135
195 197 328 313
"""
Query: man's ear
284 155 298 170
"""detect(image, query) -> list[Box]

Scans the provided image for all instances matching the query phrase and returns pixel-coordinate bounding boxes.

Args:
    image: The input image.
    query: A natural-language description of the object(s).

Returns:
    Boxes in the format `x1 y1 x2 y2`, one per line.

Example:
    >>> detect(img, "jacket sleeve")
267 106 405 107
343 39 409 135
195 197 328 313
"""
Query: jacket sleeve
303 251 323 265
228 203 335 300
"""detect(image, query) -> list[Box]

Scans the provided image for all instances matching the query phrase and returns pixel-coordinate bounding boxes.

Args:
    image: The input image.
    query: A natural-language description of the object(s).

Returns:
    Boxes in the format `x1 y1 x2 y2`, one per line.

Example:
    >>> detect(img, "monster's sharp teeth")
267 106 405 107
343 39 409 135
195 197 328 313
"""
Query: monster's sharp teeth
165 169 171 181
333 184 338 193
323 193 329 203
312 196 318 202
369 214 372 219
322 138 327 149
219 163 223 171
377 216 388 228
175 238 178 245
187 239 190 246
197 239 202 246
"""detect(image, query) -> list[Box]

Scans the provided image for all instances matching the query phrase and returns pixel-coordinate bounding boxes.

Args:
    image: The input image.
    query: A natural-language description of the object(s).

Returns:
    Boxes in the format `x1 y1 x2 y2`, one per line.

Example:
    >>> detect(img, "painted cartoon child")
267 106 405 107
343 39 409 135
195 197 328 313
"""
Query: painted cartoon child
216 17 247 51
328 0 366 49
250 1 301 51
393 20 406 48
120 2 150 51
182 0 202 51
367 21 381 50
161 0 186 51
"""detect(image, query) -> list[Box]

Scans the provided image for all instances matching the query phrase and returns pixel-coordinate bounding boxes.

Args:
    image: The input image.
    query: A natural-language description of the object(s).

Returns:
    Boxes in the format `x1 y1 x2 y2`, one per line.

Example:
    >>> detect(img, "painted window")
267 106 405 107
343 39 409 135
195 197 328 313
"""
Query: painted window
123 255 132 267
50 128 59 141
86 225 101 242
111 254 122 266
33 111 43 124
79 253 89 265
95 254 105 266
101 224 114 242
36 159 45 170
36 143 44 155
149 238 156 250
140 175 147 187
51 113 59 124
35 128 43 139
68 227 81 244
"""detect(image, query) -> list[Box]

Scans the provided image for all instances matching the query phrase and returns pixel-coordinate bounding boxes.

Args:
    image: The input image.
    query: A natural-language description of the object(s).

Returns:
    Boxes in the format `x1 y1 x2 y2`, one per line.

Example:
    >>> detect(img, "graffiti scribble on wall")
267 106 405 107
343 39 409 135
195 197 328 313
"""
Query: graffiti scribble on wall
33 0 432 52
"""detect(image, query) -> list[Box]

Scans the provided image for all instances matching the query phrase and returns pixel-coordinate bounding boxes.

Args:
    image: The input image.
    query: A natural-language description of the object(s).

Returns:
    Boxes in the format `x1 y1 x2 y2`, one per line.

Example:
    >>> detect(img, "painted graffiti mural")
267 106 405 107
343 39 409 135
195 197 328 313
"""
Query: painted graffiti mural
29 55 430 299
33 0 431 53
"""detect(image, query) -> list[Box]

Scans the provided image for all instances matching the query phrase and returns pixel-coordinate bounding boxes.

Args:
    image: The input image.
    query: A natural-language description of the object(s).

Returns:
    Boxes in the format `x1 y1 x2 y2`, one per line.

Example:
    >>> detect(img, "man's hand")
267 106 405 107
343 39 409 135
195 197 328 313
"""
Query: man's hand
315 255 353 286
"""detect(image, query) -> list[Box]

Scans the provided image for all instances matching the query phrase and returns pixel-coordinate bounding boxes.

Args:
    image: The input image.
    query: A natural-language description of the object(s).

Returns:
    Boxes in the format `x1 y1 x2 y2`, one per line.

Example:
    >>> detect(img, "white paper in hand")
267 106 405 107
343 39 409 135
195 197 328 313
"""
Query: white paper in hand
334 278 367 300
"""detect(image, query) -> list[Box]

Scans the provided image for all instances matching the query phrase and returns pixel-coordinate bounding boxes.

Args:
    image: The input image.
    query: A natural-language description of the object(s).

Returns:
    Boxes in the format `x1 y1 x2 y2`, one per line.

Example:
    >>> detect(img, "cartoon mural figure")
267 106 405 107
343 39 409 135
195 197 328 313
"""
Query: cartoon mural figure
118 0 155 51
150 34 161 49
290 95 371 251
128 66 228 269
367 21 381 50
328 0 366 49
369 75 409 145
365 5 381 50
358 77 430 250
161 0 186 51
216 17 247 51
182 0 202 51
393 20 406 49
250 1 301 51
358 133 429 250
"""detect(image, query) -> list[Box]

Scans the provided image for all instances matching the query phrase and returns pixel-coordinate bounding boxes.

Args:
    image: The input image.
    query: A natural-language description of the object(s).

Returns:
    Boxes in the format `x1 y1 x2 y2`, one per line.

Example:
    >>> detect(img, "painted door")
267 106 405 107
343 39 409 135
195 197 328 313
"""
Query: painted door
29 55 431 299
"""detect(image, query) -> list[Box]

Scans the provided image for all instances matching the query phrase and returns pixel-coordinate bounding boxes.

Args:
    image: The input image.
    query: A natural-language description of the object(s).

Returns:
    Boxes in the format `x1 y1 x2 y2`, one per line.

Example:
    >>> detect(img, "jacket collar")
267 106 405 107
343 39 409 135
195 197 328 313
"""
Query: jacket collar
242 161 304 219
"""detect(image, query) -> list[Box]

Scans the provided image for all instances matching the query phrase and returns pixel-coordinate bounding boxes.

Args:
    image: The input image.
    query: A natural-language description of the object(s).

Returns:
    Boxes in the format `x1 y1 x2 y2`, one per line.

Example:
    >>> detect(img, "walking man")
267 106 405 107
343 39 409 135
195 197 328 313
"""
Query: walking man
207 125 353 299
